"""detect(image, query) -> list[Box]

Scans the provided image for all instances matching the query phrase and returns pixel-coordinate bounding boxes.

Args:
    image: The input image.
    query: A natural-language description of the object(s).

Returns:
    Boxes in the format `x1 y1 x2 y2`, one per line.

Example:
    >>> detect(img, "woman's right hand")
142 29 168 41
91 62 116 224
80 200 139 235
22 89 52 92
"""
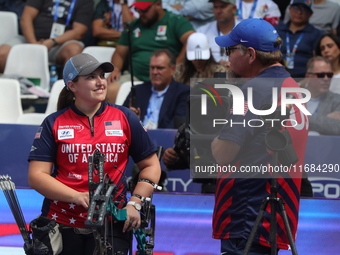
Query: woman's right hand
73 192 89 209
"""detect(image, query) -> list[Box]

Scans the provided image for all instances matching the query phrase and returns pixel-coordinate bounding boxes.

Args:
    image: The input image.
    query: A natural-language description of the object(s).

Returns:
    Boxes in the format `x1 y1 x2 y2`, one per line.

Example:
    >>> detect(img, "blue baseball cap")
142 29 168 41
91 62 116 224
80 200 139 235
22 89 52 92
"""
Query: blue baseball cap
215 18 281 52
63 53 113 88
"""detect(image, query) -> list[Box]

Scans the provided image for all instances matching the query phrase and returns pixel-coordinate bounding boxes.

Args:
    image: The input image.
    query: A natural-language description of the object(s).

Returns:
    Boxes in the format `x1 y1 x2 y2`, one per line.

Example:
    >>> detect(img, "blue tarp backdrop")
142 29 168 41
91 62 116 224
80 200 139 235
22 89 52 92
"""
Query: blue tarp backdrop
0 124 340 198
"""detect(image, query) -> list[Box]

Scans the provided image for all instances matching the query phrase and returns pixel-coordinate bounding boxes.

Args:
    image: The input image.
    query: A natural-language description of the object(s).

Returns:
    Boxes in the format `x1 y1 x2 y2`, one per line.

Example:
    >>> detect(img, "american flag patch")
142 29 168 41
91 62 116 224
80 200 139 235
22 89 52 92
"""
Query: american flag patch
105 121 121 130
104 121 123 136
34 127 43 139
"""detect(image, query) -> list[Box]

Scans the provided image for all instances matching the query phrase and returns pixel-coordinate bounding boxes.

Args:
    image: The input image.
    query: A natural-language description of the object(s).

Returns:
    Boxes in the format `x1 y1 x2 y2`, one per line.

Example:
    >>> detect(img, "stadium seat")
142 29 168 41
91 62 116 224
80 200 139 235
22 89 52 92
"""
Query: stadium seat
4 44 50 92
0 78 23 124
16 79 65 125
115 81 143 105
82 46 116 63
0 11 18 45
45 79 65 114
82 46 116 78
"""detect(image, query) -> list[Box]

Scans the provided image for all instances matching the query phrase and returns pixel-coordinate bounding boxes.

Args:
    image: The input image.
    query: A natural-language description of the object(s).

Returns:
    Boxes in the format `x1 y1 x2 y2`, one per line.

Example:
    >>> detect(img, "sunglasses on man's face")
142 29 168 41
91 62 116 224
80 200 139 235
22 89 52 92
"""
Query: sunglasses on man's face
224 46 241 56
308 72 334 78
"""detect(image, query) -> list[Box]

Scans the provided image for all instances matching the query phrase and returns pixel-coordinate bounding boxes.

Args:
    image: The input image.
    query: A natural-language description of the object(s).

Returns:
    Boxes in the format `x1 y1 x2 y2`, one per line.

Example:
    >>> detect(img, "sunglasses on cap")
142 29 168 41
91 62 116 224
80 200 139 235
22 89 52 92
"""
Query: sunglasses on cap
308 72 334 78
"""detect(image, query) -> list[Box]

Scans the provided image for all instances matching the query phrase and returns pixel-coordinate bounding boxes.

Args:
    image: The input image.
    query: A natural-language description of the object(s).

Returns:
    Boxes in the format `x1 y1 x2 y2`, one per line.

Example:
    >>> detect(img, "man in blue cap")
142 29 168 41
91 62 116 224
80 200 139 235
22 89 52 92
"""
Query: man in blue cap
211 18 309 254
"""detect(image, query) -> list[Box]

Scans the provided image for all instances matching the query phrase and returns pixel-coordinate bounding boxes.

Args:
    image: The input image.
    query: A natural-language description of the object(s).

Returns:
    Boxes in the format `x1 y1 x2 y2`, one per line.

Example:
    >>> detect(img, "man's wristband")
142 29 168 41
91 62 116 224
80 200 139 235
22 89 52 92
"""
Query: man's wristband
119 0 127 4
52 38 58 47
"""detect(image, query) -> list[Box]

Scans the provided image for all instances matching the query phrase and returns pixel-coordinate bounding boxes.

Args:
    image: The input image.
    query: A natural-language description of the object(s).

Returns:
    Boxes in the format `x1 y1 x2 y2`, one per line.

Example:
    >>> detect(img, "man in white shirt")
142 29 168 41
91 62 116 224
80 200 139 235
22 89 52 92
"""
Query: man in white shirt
162 0 215 30
197 0 237 65
235 0 281 25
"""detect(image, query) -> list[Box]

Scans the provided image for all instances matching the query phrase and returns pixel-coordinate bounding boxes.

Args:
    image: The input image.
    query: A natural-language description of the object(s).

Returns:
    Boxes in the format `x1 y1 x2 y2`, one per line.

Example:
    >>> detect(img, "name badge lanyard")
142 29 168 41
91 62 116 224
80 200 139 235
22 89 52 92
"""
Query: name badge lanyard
285 32 304 69
238 0 258 20
217 26 229 62
145 101 153 122
143 101 157 128
107 0 122 30
54 0 77 26
217 26 224 57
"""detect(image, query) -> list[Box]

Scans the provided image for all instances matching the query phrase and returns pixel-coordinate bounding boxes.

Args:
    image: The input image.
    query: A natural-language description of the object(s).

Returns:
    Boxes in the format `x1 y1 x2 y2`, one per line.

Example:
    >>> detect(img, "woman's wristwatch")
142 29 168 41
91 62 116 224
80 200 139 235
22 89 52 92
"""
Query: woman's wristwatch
52 38 58 47
127 201 142 211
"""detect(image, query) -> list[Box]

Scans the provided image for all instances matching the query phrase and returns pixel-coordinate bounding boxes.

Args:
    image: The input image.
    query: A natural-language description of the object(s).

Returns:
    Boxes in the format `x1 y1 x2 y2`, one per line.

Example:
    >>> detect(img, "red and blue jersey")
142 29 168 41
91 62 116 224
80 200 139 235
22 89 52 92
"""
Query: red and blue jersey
28 102 157 228
213 66 309 249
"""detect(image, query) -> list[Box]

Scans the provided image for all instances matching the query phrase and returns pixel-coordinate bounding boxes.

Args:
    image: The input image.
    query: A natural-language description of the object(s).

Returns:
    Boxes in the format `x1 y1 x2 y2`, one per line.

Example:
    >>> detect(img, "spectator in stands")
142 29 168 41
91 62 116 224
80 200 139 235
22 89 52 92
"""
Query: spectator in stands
315 33 340 94
305 56 340 135
106 0 194 104
92 0 138 47
284 0 340 35
162 0 214 30
0 0 93 73
197 0 238 65
235 0 281 26
123 49 190 129
275 0 323 80
174 32 226 86
107 0 194 82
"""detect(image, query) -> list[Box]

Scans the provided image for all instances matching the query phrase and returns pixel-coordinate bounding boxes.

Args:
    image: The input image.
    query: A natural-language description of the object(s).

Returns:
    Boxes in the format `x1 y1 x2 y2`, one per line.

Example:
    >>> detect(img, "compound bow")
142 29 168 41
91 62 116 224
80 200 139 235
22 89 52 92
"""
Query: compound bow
85 148 161 255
